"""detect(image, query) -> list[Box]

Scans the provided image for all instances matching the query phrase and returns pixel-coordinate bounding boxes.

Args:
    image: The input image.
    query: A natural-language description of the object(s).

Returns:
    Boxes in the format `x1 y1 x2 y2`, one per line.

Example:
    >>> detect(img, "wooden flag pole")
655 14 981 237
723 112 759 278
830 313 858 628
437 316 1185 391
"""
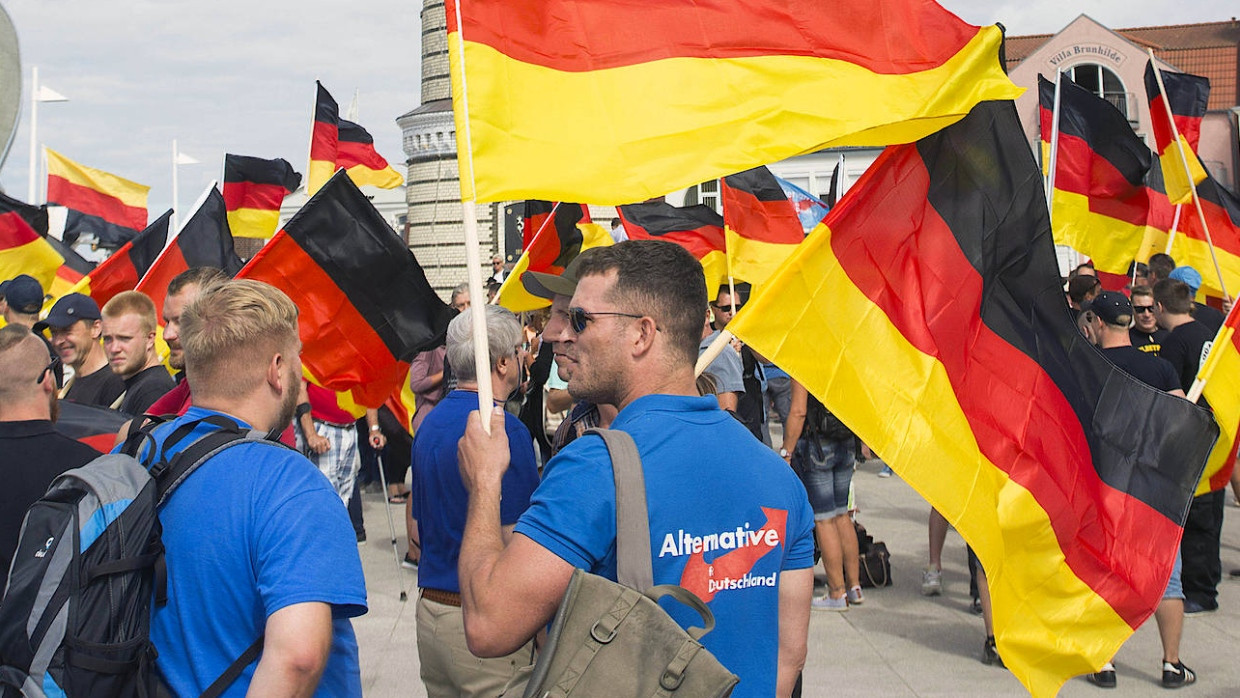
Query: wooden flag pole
452 0 494 429
1186 300 1240 403
1148 50 1230 303
1164 205 1183 254
696 329 734 378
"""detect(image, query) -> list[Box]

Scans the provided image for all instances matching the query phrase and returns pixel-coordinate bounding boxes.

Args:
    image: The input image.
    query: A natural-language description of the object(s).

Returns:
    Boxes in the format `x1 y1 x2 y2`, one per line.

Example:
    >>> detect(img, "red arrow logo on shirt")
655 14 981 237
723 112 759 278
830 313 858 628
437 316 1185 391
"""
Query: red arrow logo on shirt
678 507 787 602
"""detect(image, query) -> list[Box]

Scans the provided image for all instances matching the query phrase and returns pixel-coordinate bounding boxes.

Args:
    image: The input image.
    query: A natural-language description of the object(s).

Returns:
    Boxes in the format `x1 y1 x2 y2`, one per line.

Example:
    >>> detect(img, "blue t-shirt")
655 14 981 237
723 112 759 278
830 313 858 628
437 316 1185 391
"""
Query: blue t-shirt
515 394 814 698
411 390 540 593
140 407 368 697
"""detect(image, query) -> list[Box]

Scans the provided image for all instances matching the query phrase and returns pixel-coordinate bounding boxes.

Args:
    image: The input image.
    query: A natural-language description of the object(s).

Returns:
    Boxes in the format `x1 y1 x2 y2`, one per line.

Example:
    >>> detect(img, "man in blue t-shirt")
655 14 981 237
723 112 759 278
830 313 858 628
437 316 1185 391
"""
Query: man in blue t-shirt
457 242 815 698
411 305 540 697
145 280 367 697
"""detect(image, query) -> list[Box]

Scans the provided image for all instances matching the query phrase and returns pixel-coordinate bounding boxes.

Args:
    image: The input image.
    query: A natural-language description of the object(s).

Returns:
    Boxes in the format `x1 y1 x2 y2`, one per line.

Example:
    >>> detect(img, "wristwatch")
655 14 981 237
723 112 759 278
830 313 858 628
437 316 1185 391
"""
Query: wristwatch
369 425 381 432
779 448 789 458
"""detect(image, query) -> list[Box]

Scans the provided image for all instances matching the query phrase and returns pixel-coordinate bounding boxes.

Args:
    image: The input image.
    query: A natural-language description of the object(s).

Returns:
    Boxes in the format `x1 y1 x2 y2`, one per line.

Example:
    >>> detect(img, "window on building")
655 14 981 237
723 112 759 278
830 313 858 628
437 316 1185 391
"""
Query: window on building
1067 63 1129 119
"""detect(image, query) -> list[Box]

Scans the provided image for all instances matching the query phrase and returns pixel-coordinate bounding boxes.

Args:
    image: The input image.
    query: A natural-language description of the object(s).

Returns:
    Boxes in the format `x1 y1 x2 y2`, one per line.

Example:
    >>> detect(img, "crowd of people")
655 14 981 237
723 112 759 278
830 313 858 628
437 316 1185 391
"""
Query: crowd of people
1 239 1236 696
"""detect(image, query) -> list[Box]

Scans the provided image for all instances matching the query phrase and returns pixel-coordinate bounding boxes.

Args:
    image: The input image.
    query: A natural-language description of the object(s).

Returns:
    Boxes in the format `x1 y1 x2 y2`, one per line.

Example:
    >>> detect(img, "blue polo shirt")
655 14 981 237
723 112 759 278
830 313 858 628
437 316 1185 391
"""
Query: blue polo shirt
411 390 540 593
515 394 815 698
141 407 367 697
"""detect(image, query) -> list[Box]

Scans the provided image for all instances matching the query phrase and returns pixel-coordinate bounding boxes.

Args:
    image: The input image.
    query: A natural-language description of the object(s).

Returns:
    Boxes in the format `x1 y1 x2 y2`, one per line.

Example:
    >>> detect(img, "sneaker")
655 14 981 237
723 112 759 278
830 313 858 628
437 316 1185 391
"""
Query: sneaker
1182 599 1216 616
877 465 893 478
1161 661 1195 688
982 637 1004 668
355 530 367 544
921 567 943 596
811 594 848 612
401 553 419 570
1086 662 1117 688
846 586 864 605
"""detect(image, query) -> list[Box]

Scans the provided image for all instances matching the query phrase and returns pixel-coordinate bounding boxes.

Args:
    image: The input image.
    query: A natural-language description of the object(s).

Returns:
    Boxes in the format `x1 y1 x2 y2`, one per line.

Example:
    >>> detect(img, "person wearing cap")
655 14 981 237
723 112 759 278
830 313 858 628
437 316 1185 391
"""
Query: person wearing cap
1079 290 1195 688
520 252 618 456
1167 266 1225 335
1129 285 1168 356
1 274 45 328
101 291 174 416
35 293 125 408
1154 278 1226 617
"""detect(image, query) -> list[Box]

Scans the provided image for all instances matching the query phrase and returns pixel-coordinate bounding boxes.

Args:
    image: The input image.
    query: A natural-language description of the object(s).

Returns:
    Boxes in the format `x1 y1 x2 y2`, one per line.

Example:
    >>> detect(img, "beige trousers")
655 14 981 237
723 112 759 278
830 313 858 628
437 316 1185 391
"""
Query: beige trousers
416 596 535 698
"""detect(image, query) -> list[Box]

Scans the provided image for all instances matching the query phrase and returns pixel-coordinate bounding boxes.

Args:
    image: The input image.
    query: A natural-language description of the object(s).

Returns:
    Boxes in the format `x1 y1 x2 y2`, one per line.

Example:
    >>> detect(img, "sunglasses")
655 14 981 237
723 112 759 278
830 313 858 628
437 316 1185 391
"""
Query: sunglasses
37 355 63 387
711 303 744 312
1134 305 1156 314
567 307 645 334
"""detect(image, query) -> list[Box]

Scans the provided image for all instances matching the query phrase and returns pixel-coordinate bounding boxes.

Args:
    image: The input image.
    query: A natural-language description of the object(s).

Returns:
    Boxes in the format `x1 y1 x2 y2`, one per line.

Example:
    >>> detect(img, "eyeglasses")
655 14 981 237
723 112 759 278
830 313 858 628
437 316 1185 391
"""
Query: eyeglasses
566 307 646 334
1134 306 1156 314
37 355 62 387
710 303 744 313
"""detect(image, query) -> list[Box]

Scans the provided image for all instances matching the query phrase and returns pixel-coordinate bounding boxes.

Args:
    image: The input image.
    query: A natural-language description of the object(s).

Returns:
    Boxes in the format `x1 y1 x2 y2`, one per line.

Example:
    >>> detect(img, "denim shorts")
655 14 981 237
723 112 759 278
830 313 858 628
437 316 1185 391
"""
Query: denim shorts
1164 549 1184 601
794 437 855 520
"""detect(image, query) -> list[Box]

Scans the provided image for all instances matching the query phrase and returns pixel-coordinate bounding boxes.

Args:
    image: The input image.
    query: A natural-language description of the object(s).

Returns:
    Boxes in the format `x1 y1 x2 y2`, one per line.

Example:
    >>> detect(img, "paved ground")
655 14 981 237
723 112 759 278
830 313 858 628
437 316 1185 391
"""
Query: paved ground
349 458 1240 697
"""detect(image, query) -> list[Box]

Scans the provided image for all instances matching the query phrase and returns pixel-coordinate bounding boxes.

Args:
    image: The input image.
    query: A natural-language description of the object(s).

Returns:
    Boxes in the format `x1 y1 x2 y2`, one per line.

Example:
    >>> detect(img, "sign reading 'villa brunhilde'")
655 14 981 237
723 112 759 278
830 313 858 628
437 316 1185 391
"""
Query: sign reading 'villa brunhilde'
1047 44 1126 68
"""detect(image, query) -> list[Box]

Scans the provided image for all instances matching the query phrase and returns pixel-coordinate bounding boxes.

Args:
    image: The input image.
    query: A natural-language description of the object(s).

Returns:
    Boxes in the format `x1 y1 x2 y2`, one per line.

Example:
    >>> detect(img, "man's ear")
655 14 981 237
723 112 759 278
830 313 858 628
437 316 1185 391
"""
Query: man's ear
268 353 286 392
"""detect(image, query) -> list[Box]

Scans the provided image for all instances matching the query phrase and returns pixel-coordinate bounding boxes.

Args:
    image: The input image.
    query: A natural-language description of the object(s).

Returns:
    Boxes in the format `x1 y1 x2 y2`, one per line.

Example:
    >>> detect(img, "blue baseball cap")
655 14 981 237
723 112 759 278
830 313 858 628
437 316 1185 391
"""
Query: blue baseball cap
1168 266 1202 293
34 293 101 332
0 274 45 314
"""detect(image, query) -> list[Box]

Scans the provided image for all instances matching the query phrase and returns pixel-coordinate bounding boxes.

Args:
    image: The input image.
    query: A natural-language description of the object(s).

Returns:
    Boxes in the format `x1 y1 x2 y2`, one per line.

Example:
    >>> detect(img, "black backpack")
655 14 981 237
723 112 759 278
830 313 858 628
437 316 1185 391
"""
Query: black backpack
0 415 277 698
803 393 855 442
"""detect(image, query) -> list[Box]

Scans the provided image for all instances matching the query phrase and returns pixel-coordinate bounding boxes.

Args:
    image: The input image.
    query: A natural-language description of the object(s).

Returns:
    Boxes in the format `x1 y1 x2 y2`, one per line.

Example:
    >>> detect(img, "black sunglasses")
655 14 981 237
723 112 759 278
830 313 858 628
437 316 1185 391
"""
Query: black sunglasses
567 307 645 334
1133 305 1156 314
37 355 63 387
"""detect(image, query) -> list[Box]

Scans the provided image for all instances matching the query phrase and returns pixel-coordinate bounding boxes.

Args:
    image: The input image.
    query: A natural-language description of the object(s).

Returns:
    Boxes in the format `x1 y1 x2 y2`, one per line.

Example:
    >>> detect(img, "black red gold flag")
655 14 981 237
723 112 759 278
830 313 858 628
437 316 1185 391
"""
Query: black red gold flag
496 202 611 312
721 166 805 285
45 148 149 247
71 210 171 309
618 201 728 296
730 101 1218 697
1144 61 1209 205
55 402 126 454
0 192 62 291
223 154 302 239
308 82 402 194
136 189 242 318
239 170 454 408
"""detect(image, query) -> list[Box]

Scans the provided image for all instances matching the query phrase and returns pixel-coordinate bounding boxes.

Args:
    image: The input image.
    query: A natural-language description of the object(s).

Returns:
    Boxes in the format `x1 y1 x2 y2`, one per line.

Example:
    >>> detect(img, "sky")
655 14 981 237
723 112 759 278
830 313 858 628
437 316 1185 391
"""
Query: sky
0 0 1235 218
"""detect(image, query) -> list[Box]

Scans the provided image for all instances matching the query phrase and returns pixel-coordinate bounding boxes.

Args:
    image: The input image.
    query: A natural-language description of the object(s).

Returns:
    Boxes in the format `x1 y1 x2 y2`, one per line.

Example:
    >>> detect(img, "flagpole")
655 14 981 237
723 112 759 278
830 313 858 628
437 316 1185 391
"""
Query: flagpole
1045 69 1063 220
1164 204 1183 254
1148 50 1230 303
28 65 38 203
451 0 495 427
171 140 180 230
696 329 734 377
721 182 738 317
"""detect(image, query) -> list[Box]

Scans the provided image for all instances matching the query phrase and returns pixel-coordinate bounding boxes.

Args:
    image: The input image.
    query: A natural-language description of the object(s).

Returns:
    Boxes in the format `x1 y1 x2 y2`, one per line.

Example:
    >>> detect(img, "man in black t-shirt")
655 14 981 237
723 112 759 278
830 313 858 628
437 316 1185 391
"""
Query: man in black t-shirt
35 293 125 408
101 291 174 416
1167 266 1225 336
0 326 100 589
1129 285 1169 356
1154 279 1224 616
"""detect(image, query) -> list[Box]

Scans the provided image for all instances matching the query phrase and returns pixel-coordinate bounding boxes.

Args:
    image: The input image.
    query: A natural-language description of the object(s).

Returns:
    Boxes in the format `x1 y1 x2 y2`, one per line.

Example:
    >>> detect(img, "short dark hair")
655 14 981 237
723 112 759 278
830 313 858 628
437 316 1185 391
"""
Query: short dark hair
1148 253 1175 282
1153 279 1194 315
574 240 706 365
168 267 228 297
715 282 750 306
1130 284 1154 302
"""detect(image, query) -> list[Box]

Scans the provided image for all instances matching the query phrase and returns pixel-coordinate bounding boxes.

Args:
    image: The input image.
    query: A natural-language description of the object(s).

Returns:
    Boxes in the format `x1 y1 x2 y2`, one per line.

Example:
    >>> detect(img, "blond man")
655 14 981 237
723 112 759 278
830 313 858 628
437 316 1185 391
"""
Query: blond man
101 291 173 415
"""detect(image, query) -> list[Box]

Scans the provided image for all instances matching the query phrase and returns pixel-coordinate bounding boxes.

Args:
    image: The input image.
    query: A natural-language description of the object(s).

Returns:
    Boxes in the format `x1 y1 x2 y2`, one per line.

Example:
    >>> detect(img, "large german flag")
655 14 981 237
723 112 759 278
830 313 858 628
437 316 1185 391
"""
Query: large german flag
496 201 612 312
721 166 805 286
0 192 63 291
239 170 455 408
618 201 728 298
445 0 1021 204
136 188 243 319
71 210 171 308
308 82 402 195
1039 75 1157 277
45 148 149 248
223 155 302 239
1144 61 1209 206
729 101 1218 697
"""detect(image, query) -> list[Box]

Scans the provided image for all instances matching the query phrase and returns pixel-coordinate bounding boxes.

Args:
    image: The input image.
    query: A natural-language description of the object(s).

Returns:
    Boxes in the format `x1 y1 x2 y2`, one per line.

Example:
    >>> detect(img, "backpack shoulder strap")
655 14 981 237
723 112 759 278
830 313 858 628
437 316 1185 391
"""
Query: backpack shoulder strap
583 428 653 591
149 415 286 507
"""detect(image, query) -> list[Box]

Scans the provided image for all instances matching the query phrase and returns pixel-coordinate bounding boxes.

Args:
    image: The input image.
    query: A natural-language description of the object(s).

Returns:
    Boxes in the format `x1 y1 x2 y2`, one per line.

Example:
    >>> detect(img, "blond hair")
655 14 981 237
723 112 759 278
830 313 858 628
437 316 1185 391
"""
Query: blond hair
181 280 299 399
102 291 158 336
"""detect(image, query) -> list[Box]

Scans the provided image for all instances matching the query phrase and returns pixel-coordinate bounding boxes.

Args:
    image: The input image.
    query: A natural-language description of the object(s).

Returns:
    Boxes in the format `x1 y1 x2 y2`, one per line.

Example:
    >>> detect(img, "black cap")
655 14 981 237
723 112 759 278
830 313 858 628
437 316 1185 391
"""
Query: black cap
33 293 101 332
0 274 44 314
520 253 591 301
1082 290 1132 326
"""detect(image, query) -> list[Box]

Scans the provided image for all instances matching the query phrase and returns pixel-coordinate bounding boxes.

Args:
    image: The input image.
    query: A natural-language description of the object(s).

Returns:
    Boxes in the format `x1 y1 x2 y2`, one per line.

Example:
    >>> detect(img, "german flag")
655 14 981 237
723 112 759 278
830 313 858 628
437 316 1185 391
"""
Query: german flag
223 155 302 239
721 166 805 286
308 82 402 195
1039 75 1157 277
71 210 171 308
0 192 63 291
136 188 243 319
1193 305 1240 495
238 170 455 408
1146 169 1240 299
1144 61 1209 206
618 201 728 297
44 235 95 302
521 200 557 251
45 148 149 248
729 101 1218 697
55 401 126 454
445 0 1020 205
496 202 612 312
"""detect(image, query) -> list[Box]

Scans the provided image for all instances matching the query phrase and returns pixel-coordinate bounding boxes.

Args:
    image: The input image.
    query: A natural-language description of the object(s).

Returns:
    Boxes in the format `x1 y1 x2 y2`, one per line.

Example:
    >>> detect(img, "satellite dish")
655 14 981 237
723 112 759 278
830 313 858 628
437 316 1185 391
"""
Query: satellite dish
0 3 20 173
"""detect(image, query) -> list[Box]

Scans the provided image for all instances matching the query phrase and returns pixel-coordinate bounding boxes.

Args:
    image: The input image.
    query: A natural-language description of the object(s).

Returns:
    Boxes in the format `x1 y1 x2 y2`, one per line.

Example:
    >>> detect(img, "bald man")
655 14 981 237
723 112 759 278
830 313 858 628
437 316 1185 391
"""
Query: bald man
0 325 100 589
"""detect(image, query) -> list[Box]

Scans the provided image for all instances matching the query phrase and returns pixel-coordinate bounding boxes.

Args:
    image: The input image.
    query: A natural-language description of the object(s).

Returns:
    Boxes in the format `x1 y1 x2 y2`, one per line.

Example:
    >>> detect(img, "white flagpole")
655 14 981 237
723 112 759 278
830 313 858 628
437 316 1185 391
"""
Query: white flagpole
1045 70 1064 221
1164 204 1183 255
451 0 495 426
1148 50 1229 302
171 140 180 230
28 66 38 203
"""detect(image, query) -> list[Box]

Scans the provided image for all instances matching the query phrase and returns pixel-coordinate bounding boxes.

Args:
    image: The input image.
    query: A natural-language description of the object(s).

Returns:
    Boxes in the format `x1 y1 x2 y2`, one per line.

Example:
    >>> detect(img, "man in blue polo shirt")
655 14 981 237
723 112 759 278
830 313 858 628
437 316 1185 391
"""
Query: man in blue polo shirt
456 242 815 698
412 305 540 697
144 280 367 697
